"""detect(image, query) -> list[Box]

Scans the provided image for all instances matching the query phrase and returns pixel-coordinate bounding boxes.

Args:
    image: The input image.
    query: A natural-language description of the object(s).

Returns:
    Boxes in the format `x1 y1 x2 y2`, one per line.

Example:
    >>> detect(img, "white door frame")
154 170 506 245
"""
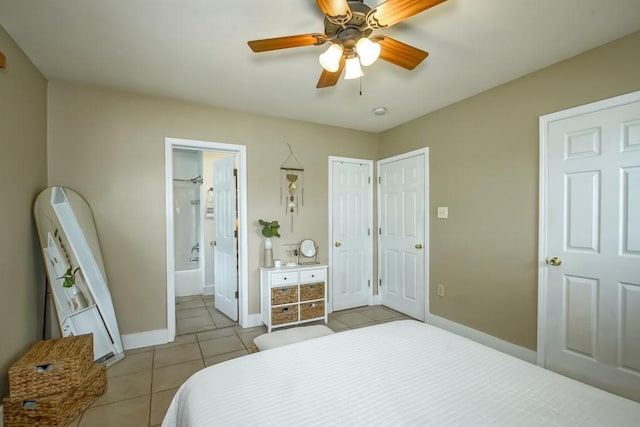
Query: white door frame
327 156 374 313
377 147 430 320
165 137 249 340
537 90 640 367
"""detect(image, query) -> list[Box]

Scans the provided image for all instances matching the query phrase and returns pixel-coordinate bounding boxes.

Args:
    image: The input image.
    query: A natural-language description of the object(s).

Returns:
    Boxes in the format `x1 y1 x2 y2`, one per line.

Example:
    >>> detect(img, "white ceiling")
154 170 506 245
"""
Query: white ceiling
1 0 639 133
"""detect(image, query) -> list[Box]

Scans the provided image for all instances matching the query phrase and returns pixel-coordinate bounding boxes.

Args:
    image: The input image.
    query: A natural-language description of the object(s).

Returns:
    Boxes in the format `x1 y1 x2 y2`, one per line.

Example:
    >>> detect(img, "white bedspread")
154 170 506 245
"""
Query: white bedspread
163 320 640 426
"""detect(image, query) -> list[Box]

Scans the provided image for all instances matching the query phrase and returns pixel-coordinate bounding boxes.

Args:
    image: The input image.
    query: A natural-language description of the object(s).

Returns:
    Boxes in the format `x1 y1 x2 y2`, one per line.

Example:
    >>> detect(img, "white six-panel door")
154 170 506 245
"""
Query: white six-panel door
378 149 428 321
214 154 238 321
329 157 373 311
540 91 640 401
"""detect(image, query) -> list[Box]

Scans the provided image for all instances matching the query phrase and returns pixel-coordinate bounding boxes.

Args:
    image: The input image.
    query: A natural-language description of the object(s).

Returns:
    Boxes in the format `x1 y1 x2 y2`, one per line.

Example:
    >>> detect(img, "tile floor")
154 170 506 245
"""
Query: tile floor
66 305 409 427
175 295 238 336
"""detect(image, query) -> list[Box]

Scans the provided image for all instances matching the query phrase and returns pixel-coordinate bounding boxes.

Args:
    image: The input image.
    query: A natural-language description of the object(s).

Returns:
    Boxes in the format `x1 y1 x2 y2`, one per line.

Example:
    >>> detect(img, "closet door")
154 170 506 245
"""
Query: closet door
378 149 428 321
329 157 373 311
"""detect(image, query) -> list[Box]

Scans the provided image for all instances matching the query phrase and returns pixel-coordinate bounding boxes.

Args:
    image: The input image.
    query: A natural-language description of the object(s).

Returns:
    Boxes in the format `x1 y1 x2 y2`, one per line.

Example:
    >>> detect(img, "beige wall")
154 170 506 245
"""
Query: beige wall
379 31 640 350
47 83 378 334
0 26 48 398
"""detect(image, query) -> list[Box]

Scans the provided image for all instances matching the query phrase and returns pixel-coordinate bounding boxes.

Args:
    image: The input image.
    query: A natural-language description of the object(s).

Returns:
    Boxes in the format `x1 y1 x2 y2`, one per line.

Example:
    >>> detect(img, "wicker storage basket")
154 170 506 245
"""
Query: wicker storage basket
271 304 298 325
8 334 93 398
3 363 106 427
300 301 325 320
271 286 298 305
300 283 324 301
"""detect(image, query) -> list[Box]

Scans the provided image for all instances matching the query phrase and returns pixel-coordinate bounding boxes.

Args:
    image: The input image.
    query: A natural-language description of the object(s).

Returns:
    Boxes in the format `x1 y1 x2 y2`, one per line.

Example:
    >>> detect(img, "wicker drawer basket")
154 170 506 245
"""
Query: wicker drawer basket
8 334 93 398
271 304 298 325
300 301 325 320
300 282 324 301
3 363 106 427
271 286 298 305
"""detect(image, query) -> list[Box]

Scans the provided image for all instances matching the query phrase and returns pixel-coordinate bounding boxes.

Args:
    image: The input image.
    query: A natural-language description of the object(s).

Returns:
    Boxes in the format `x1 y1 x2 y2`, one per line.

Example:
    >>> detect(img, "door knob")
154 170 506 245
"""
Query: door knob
335 242 342 247
415 243 423 249
209 241 215 246
546 257 562 266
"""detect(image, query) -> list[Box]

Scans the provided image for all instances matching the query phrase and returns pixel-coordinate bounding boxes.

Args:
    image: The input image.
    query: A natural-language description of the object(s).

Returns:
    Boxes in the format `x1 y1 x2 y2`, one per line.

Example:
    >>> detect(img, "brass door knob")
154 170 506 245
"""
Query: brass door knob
546 257 562 266
415 243 423 249
335 242 342 247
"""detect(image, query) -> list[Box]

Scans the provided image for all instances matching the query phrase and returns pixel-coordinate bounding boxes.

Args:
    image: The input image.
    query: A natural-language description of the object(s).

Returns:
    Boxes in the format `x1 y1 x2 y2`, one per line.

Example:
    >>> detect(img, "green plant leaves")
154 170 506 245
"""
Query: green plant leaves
259 220 280 238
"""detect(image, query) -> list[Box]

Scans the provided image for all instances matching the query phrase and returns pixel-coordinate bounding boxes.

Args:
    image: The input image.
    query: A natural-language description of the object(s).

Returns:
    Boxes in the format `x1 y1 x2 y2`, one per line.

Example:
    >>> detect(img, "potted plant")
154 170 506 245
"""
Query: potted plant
259 220 280 267
259 220 281 239
57 266 88 310
58 266 80 288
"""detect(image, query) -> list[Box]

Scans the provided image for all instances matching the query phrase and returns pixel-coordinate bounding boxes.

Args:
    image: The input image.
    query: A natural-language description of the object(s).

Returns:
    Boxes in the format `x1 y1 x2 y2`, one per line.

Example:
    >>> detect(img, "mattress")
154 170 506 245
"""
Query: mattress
162 320 640 426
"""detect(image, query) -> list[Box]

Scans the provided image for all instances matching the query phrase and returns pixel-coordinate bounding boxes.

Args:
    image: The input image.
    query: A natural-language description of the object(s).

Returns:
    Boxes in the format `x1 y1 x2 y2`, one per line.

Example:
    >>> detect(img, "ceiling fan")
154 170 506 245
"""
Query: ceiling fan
247 0 447 88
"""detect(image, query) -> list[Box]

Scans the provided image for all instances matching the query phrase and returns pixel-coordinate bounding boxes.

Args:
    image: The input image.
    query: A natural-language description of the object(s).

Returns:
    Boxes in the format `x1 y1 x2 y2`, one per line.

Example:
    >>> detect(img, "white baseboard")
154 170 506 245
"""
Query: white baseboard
202 285 214 295
426 314 537 363
122 328 170 350
241 313 263 328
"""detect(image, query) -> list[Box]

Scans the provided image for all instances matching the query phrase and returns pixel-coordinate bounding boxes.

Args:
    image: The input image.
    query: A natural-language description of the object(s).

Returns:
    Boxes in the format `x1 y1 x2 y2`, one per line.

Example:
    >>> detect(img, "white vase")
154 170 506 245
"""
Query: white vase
264 237 274 267
69 284 88 311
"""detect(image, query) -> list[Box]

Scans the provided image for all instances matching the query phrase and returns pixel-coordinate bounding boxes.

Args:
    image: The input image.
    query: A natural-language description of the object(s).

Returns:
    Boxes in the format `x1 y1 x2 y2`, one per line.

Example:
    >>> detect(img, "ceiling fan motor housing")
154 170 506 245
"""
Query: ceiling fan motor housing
324 0 374 52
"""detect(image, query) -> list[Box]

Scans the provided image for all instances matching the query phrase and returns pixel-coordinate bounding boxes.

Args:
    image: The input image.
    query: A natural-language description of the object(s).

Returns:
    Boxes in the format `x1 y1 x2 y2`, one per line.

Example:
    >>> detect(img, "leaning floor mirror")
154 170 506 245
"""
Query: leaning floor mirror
34 187 124 366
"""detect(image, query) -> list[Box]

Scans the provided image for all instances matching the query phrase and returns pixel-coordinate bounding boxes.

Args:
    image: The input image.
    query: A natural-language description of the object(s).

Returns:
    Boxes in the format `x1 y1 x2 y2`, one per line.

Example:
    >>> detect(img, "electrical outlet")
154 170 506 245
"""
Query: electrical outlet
436 283 445 297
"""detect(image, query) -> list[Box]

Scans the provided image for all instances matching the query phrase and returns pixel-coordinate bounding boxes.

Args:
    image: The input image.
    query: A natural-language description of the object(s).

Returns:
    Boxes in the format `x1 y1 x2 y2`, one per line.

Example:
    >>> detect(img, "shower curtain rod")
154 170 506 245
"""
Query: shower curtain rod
173 175 203 184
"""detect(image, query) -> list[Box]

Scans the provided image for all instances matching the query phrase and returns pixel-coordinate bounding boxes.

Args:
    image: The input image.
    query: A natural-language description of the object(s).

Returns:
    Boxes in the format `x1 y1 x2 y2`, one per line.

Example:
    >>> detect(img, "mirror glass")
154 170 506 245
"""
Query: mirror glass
300 239 316 257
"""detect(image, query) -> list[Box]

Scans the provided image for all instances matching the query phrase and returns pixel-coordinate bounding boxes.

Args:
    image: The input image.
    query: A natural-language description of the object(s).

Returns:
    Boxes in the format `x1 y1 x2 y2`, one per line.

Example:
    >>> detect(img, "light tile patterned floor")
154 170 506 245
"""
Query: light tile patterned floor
175 295 238 335
67 305 409 426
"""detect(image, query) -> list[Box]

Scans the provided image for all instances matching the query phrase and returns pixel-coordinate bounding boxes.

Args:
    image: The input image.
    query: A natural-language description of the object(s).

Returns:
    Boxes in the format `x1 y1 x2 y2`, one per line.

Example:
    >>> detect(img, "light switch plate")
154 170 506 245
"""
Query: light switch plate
437 206 448 219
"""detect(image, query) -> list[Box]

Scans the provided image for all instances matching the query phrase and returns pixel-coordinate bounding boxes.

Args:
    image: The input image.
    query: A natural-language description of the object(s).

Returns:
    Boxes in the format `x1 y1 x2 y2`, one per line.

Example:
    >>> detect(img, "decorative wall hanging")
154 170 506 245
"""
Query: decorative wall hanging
280 143 304 232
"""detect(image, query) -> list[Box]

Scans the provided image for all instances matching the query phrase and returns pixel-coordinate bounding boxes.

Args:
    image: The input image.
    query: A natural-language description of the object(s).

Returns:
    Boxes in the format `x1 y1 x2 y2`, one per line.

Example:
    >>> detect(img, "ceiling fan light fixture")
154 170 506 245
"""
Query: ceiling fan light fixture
319 43 343 72
355 37 381 66
344 56 363 80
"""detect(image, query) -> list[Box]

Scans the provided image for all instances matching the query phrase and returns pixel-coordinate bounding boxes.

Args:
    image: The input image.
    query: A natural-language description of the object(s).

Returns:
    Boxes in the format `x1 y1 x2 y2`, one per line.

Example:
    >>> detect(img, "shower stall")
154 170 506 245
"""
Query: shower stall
173 149 205 296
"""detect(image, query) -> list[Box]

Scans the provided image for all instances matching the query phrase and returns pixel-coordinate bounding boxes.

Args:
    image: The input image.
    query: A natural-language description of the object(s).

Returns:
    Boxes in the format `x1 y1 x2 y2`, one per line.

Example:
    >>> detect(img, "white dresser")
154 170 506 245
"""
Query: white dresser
260 264 328 332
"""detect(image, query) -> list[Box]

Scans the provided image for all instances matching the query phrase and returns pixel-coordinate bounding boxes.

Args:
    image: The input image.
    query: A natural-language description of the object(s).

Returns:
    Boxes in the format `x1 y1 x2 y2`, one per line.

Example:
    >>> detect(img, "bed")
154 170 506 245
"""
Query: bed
162 320 640 426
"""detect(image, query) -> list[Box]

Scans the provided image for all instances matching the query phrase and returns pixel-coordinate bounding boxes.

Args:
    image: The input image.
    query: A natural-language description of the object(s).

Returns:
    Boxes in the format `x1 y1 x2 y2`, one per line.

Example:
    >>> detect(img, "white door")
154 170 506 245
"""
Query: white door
540 92 640 401
213 154 238 321
329 157 373 311
378 149 428 320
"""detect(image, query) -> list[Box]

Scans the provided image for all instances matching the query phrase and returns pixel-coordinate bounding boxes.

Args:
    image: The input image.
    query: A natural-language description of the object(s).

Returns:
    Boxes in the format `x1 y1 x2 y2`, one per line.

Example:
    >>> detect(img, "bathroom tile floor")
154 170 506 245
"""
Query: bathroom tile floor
175 294 238 335
65 305 409 426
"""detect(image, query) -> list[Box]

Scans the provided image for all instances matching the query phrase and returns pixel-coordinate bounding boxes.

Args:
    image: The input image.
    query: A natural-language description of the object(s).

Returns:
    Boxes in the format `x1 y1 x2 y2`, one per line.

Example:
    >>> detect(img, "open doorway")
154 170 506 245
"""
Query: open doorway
165 138 248 341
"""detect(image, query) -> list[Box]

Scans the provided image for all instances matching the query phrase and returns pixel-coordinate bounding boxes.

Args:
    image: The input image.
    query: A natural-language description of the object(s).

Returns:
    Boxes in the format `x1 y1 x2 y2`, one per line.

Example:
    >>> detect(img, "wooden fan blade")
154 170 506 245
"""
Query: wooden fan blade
316 55 346 88
368 0 446 28
378 36 428 70
248 34 325 52
316 0 352 23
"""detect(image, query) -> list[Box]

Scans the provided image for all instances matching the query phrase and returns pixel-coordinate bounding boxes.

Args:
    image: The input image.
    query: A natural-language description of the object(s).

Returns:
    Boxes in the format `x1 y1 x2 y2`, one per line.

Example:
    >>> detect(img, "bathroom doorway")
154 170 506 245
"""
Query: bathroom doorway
165 138 248 340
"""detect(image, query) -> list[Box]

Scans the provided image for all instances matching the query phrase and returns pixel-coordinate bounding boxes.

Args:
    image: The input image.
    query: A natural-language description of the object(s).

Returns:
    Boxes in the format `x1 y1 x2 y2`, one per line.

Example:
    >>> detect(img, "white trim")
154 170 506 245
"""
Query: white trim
202 284 214 295
537 90 640 367
377 147 430 321
427 314 537 364
371 293 381 305
243 313 264 328
327 156 374 313
165 138 250 342
122 329 170 350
